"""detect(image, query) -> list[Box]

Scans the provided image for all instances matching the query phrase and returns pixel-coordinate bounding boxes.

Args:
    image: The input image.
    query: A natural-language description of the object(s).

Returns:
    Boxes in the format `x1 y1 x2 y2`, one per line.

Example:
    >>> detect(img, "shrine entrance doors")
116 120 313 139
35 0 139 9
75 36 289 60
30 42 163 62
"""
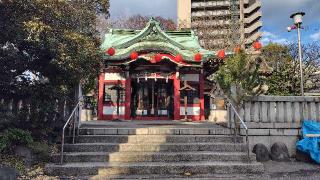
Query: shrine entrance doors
131 79 174 119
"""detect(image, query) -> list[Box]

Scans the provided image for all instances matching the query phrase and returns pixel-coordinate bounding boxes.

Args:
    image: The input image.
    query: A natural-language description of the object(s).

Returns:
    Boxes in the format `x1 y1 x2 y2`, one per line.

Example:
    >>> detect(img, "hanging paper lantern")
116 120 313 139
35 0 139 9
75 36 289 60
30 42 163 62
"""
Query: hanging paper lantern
130 51 138 60
253 41 262 51
194 53 202 62
107 47 115 56
154 54 162 62
217 50 225 59
234 46 241 54
175 54 183 62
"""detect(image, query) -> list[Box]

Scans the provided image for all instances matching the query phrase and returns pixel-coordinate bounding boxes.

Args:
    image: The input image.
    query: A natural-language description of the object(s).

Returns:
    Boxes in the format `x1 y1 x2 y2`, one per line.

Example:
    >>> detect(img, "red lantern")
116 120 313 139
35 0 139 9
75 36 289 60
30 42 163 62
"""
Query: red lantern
130 51 138 60
107 47 115 56
154 54 162 62
150 59 157 64
175 54 183 62
234 46 241 54
253 41 262 51
217 50 225 59
194 53 202 62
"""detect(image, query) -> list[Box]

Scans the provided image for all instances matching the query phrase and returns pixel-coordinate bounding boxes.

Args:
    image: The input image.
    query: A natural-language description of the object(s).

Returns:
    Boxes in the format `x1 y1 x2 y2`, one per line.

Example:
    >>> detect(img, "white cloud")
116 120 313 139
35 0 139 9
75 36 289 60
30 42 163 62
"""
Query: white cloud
261 31 288 45
310 31 320 41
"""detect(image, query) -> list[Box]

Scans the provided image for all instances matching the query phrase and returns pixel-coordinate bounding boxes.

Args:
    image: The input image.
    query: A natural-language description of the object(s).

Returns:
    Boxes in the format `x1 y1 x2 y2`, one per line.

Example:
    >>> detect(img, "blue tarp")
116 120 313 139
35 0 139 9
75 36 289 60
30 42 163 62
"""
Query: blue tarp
296 120 320 164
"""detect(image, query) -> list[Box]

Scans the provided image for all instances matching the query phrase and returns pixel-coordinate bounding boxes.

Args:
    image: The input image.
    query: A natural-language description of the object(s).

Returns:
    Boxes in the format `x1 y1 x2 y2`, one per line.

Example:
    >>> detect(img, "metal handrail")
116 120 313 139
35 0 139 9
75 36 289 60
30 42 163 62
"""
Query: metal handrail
227 100 250 161
60 98 83 164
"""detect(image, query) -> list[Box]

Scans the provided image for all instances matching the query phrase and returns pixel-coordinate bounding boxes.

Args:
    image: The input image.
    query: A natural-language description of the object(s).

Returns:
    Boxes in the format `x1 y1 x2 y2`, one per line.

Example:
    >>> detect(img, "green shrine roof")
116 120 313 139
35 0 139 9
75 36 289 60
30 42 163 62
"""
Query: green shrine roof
101 19 217 64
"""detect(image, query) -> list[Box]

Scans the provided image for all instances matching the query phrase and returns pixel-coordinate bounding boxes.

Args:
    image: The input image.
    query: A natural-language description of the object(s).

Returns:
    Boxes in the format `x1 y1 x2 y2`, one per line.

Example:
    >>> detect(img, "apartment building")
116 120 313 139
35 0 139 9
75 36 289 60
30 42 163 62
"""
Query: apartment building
178 0 262 50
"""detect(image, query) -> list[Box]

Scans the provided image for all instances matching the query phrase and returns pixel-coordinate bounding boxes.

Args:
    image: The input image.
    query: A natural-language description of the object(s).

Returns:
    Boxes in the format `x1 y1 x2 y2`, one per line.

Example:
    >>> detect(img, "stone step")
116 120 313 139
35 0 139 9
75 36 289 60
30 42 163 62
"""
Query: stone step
45 161 264 176
75 135 243 144
79 127 231 135
63 143 246 153
78 173 265 180
52 151 255 163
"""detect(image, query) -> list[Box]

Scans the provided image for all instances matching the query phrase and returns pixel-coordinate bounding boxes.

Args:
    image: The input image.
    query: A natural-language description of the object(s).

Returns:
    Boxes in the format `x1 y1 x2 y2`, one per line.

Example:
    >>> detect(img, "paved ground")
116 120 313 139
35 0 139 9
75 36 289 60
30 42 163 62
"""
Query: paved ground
262 160 320 180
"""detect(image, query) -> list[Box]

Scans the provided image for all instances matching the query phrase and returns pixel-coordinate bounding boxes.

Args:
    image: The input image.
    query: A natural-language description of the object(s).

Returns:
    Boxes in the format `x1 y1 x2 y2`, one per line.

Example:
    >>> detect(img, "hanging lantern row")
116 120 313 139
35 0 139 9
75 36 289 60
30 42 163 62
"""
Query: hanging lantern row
106 48 199 63
106 42 262 62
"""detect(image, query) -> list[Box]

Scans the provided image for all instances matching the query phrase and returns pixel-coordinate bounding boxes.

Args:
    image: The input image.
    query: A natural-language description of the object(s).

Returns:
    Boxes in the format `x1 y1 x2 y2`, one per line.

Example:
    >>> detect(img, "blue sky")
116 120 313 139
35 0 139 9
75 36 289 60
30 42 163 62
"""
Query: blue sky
110 0 320 44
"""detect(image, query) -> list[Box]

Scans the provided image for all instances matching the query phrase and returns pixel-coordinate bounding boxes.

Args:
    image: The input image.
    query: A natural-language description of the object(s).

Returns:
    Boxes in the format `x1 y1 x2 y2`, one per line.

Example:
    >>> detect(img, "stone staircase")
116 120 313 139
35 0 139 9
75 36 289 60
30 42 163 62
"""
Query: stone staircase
45 122 264 178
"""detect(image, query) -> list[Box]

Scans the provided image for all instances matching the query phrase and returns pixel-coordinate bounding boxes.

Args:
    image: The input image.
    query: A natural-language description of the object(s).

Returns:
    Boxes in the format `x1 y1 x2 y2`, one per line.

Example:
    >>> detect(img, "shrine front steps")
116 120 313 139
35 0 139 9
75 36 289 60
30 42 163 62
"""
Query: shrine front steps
45 126 264 177
45 161 263 177
60 142 247 153
51 151 256 163
79 127 231 136
75 134 243 143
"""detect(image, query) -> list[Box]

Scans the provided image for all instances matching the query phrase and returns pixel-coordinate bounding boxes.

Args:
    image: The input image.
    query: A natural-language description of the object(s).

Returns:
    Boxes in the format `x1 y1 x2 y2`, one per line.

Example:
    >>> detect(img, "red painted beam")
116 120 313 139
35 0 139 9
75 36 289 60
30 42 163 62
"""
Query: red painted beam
125 77 131 120
199 73 205 121
173 73 180 120
98 72 105 120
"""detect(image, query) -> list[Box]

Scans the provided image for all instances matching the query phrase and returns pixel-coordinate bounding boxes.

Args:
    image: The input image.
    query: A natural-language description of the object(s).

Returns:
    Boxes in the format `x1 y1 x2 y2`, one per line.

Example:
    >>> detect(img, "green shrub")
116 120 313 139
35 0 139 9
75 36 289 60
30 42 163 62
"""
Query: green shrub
28 141 50 162
0 128 34 152
0 133 10 152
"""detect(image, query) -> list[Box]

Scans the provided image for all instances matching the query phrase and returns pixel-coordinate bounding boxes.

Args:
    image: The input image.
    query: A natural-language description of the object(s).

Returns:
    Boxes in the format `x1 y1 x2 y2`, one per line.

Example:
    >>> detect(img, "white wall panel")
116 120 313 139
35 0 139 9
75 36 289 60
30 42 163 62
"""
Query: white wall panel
180 74 199 82
103 106 125 115
104 73 125 81
180 107 200 115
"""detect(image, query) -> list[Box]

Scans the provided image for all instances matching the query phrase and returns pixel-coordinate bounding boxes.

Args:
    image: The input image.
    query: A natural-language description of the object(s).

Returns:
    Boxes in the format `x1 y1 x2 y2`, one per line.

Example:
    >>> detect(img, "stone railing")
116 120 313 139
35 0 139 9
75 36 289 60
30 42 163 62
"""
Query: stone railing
235 96 320 125
228 96 320 156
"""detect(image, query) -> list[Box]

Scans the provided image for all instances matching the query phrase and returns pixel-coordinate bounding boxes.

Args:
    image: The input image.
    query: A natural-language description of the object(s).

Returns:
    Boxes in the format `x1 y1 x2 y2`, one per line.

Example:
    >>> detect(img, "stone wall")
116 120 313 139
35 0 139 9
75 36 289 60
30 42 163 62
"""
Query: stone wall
239 122 301 157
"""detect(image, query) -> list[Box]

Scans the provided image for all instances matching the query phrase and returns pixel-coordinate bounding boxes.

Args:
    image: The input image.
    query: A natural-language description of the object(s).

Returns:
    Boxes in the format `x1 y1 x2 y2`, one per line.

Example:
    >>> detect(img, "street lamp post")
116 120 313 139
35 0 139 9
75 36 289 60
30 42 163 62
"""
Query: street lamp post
288 12 305 96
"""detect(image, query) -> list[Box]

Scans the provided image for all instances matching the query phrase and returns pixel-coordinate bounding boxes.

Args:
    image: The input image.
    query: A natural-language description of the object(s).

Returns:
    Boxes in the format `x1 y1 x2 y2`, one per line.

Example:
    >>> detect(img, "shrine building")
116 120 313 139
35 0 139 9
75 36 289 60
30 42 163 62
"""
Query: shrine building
98 19 218 121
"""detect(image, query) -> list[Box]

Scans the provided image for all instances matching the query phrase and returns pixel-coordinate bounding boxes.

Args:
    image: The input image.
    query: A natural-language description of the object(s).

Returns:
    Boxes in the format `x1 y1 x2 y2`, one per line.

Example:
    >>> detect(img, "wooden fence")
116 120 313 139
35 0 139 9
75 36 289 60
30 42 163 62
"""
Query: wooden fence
230 96 320 125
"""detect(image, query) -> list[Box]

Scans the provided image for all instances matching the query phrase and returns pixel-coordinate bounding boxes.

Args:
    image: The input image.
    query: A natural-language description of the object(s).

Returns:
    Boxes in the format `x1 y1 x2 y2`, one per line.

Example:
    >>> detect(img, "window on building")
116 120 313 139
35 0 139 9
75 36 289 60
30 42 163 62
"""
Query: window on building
104 84 125 103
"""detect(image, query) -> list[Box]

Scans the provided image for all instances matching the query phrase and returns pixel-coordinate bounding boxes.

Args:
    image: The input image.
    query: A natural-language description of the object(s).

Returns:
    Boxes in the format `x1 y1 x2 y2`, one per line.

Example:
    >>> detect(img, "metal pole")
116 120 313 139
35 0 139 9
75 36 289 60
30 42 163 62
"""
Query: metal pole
60 129 65 164
117 88 120 118
72 110 76 144
297 24 304 96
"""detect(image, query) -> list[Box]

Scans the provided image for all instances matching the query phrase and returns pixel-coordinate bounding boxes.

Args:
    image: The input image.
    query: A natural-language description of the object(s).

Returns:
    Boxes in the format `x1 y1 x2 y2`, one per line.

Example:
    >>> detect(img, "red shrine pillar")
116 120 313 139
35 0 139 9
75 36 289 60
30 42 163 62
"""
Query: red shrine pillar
173 68 180 120
98 72 105 120
199 70 205 121
125 70 131 120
